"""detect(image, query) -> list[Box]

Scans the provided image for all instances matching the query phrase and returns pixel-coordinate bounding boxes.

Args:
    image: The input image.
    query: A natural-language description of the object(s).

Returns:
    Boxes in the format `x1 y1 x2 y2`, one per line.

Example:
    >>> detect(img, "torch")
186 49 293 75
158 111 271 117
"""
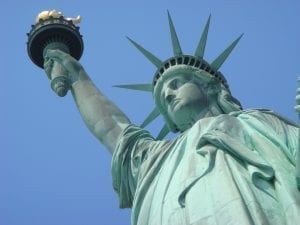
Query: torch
27 10 84 97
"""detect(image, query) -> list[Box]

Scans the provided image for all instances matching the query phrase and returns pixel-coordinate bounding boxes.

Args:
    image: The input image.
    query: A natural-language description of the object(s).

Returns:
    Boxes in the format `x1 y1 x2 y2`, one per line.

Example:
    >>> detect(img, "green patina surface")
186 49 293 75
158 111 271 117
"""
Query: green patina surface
113 110 299 225
35 11 300 225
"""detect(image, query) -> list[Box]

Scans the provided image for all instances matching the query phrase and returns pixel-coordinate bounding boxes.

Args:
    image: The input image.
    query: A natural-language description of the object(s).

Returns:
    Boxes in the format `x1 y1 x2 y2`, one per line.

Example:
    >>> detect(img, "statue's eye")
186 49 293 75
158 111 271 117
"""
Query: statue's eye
169 79 178 89
171 78 188 90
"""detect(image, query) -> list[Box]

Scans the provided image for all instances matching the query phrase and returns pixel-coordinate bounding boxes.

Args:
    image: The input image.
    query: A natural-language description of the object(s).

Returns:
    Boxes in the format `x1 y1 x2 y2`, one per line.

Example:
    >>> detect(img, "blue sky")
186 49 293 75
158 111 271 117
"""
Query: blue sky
1 1 300 225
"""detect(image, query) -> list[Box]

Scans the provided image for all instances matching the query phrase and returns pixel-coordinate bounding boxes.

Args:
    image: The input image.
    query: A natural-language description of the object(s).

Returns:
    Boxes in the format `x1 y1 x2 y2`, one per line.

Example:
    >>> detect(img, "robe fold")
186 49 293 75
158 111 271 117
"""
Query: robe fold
112 109 300 225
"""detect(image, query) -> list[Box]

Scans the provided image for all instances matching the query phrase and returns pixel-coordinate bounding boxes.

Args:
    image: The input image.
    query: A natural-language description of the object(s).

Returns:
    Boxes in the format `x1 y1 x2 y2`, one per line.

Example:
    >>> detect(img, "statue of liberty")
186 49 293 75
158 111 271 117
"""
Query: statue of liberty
42 12 299 225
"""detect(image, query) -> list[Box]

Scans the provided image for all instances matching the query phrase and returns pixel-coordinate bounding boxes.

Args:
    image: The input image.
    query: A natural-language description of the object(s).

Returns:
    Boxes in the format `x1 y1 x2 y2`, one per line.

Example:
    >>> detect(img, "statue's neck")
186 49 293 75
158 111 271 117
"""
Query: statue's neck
178 102 223 132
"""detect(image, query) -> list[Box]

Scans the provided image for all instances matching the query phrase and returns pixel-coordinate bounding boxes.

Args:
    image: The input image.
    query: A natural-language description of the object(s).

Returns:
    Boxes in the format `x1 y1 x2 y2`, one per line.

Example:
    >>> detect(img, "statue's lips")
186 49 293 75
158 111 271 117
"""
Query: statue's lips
171 98 181 110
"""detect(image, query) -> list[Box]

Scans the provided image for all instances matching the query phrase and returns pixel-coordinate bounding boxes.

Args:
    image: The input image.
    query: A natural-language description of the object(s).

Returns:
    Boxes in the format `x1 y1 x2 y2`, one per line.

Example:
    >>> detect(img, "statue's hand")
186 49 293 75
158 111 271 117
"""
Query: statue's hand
43 49 84 84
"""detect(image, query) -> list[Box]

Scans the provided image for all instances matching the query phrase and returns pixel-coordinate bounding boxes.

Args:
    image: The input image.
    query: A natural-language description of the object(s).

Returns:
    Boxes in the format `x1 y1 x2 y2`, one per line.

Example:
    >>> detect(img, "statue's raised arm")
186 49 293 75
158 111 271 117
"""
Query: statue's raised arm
44 49 131 153
27 10 130 153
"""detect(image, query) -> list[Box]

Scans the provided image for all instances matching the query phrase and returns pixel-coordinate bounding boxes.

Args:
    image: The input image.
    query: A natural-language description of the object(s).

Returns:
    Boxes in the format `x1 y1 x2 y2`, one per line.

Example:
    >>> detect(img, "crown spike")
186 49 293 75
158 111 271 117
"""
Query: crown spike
167 11 182 56
141 107 160 128
156 124 170 140
210 34 243 71
127 37 162 68
194 15 211 58
113 83 152 92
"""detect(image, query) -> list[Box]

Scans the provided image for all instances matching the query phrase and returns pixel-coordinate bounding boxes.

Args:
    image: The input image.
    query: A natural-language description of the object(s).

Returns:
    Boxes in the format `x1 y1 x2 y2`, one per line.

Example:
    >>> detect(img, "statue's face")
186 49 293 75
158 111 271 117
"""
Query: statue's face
160 75 210 130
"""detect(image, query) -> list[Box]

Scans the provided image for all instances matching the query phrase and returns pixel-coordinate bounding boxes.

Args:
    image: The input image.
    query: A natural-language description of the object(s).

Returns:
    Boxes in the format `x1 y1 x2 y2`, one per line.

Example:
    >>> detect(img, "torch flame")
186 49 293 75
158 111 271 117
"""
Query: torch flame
35 10 81 25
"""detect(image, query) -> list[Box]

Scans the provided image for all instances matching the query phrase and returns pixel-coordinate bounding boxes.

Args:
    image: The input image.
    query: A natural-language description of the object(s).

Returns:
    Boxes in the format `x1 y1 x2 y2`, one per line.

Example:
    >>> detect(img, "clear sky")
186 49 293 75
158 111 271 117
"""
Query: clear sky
1 1 299 225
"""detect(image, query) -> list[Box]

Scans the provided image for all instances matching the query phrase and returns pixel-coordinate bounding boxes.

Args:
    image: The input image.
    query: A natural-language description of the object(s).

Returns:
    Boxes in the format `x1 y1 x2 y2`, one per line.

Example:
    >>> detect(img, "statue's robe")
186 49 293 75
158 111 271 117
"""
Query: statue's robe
112 109 300 225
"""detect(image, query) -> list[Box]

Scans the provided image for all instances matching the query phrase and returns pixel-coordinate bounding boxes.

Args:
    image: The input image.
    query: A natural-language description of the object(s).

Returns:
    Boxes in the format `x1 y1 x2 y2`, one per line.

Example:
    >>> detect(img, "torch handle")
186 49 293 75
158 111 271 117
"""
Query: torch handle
50 60 70 97
43 42 71 97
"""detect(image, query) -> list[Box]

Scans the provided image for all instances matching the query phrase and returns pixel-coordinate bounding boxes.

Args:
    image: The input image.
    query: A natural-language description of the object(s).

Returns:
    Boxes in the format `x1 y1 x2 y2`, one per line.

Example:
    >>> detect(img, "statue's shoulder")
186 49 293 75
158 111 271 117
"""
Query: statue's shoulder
230 108 297 127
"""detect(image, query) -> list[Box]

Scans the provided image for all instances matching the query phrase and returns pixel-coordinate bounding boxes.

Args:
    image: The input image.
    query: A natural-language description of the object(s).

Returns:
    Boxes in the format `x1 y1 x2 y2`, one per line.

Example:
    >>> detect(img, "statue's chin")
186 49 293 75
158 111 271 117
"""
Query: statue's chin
169 112 193 132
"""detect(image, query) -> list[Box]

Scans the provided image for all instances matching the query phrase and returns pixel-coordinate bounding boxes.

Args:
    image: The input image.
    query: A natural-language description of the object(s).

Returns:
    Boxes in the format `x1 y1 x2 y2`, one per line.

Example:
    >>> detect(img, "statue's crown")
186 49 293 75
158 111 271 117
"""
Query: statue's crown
115 12 243 139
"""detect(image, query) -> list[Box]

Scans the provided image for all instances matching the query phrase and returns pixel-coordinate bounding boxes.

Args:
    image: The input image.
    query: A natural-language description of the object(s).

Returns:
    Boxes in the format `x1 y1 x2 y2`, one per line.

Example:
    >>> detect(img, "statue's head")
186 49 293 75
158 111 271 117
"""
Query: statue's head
116 12 243 138
153 63 242 132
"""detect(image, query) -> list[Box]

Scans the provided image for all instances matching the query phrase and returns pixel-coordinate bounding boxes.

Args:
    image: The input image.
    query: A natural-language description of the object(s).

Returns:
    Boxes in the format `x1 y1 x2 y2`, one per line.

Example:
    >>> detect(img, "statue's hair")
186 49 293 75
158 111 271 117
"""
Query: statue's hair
194 75 242 115
217 86 242 114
